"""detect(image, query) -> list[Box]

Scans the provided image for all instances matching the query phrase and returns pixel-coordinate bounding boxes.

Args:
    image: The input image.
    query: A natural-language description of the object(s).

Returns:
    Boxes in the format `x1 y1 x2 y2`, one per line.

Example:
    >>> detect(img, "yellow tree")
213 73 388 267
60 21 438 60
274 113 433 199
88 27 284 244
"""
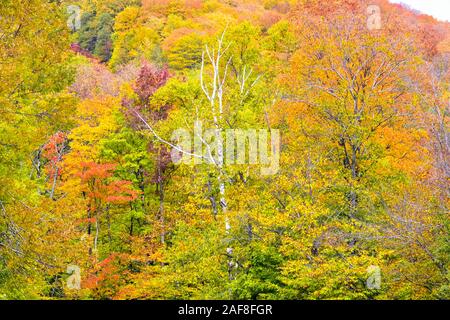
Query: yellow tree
270 4 439 298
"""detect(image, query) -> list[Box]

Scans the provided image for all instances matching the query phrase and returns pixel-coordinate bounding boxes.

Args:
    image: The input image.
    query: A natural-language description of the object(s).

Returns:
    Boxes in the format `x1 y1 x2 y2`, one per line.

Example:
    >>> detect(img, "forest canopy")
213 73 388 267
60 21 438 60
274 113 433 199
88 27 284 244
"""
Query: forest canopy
0 0 449 300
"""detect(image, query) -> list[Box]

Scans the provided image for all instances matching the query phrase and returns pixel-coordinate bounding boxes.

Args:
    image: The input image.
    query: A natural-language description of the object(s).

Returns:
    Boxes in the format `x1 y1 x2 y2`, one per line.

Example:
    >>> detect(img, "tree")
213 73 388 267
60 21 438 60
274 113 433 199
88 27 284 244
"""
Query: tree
0 0 76 298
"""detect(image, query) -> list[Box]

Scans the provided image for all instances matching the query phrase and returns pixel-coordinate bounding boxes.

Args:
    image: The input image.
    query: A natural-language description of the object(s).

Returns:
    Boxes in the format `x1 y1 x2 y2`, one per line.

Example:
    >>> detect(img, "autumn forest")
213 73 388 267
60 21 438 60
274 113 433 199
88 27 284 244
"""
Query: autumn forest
0 0 449 300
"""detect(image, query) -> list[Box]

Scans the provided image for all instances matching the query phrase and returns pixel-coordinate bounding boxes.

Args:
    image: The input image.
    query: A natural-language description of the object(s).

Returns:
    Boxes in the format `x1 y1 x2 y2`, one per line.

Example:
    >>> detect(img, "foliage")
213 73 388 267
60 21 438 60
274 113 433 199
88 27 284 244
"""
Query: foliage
1 0 449 300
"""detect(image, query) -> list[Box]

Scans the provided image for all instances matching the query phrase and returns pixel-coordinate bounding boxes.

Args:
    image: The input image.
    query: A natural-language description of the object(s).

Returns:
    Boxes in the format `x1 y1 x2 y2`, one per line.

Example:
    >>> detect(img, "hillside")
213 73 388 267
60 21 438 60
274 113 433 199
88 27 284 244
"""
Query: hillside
0 0 448 300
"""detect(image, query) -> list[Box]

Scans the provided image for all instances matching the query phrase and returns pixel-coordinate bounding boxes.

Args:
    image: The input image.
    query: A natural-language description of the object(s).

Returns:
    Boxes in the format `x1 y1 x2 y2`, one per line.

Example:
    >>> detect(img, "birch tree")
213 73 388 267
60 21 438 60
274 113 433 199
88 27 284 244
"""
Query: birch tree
199 32 234 280
133 31 261 285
